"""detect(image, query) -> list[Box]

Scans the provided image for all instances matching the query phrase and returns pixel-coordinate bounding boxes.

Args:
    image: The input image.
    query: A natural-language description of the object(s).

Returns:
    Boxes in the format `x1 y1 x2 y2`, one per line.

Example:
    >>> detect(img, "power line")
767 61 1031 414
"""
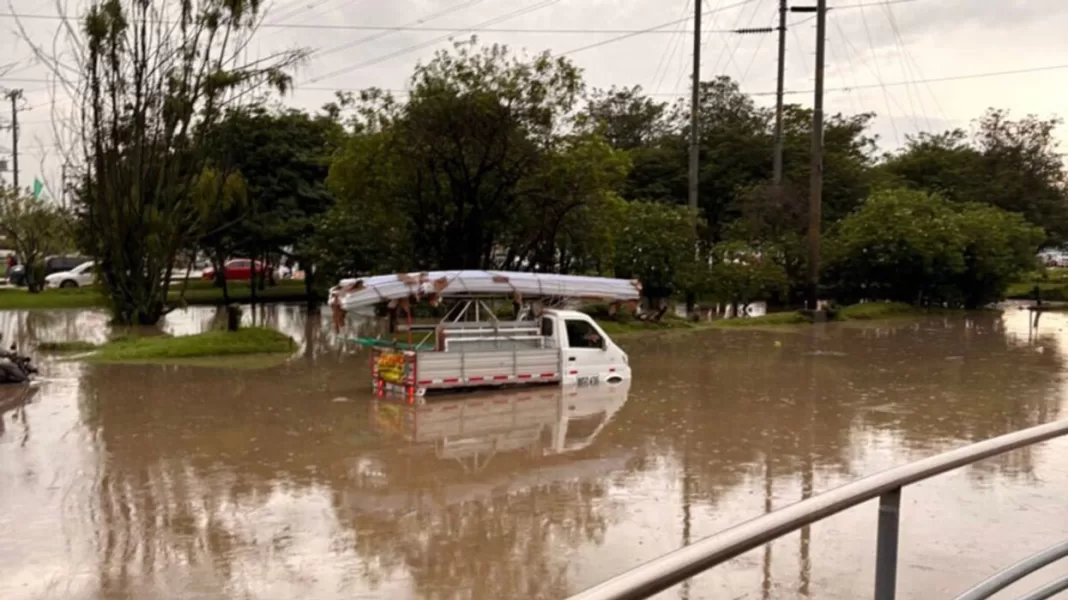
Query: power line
0 10 804 35
750 63 1068 96
556 0 916 56
293 62 1068 96
11 61 1068 96
304 0 564 84
0 0 920 30
561 0 761 56
650 0 692 94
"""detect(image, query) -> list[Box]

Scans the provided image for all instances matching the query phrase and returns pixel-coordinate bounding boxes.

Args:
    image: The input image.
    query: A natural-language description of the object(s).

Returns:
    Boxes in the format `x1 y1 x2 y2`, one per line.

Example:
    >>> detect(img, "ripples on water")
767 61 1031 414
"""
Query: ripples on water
0 304 1066 599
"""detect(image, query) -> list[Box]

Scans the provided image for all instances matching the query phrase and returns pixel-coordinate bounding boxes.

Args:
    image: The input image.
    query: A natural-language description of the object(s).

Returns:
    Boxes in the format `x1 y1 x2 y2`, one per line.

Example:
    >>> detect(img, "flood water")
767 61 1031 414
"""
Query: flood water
1 304 1067 599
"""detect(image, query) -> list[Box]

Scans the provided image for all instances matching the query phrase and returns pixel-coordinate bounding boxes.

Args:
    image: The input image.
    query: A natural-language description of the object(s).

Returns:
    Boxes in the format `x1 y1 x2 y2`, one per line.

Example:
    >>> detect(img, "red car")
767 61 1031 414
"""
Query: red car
201 259 264 281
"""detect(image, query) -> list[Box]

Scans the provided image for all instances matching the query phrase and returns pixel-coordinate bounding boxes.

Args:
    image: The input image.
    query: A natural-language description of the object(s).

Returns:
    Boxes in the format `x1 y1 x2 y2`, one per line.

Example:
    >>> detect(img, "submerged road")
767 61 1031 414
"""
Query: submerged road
0 303 1066 599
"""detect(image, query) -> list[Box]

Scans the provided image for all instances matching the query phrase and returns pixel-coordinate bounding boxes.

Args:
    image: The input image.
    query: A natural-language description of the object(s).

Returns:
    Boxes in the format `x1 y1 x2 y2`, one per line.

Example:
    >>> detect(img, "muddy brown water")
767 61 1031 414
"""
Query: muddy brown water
1 304 1067 599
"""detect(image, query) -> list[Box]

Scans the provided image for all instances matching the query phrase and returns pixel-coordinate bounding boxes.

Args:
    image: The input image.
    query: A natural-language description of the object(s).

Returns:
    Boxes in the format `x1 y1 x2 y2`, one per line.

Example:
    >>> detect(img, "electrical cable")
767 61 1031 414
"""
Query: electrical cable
304 0 562 84
651 0 692 94
307 0 492 63
561 0 760 56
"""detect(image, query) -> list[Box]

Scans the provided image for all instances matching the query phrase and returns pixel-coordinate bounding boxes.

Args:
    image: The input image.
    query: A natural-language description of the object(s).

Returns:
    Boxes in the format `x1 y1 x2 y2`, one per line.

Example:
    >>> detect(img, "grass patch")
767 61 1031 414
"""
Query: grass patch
597 302 937 336
0 286 105 309
96 353 294 369
84 327 295 363
176 280 311 305
834 302 919 321
1005 282 1068 301
712 311 812 327
0 279 312 310
596 316 700 336
37 340 100 353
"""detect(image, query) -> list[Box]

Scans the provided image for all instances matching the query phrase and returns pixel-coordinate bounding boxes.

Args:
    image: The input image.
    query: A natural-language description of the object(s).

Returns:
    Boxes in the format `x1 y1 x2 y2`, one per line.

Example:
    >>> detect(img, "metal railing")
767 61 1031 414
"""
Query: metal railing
566 418 1068 600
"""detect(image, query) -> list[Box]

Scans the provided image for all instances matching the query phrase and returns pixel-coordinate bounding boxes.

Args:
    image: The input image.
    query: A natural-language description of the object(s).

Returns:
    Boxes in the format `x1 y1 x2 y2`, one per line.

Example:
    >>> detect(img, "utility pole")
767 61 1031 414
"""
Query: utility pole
60 163 68 208
791 0 827 311
772 0 788 186
688 0 701 223
685 0 702 318
6 89 21 192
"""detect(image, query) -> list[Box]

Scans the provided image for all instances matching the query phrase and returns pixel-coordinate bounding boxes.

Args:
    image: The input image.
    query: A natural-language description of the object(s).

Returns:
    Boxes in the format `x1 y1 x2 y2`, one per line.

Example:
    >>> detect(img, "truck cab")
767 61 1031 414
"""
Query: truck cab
538 309 630 387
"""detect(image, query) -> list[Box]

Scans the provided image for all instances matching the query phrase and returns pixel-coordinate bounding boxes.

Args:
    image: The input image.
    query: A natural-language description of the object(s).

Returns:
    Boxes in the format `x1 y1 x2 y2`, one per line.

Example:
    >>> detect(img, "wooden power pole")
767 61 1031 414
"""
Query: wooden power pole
6 89 21 191
686 0 702 318
772 0 788 186
791 0 827 311
689 0 701 223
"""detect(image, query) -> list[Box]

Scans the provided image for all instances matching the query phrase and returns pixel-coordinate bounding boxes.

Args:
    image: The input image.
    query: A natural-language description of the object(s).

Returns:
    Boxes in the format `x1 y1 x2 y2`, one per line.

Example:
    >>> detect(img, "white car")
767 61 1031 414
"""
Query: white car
45 261 96 289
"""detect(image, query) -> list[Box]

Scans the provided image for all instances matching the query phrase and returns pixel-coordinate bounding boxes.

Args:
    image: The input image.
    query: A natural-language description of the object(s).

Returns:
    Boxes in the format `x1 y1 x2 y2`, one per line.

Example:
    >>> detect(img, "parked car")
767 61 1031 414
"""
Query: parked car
1038 249 1068 268
201 259 264 282
45 261 97 289
8 255 91 287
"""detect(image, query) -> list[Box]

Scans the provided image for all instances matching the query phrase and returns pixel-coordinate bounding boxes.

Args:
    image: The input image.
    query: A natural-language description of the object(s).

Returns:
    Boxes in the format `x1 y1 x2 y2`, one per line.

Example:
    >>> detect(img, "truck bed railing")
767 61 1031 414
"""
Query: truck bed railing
443 335 556 352
564 418 1068 600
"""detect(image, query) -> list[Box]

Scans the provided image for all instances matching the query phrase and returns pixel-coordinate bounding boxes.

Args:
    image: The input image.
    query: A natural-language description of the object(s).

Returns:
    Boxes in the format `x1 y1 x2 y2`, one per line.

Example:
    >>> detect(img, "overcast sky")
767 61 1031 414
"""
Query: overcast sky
2 0 1068 197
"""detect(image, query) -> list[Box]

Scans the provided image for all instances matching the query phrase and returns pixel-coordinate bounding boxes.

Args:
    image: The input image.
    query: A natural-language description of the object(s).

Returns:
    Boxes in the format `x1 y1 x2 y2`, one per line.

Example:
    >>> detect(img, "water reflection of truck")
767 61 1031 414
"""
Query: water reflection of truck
372 379 631 463
342 382 632 513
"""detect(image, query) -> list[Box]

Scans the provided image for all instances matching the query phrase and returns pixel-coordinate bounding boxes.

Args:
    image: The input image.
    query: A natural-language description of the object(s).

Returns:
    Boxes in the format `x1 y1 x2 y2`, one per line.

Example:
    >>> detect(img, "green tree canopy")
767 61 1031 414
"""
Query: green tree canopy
317 38 630 281
69 0 305 324
825 188 1043 307
882 109 1068 245
0 188 75 293
200 107 341 301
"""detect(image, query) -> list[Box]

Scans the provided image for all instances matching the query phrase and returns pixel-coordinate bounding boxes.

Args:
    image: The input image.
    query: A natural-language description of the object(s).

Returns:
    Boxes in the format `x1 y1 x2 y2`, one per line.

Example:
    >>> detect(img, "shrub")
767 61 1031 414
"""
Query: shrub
824 188 1042 308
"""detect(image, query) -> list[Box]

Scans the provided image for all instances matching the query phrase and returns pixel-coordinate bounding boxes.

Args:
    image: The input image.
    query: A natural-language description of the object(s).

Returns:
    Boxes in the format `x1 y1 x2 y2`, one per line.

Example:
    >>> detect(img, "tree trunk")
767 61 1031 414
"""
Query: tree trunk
304 260 320 314
257 251 268 291
249 263 258 307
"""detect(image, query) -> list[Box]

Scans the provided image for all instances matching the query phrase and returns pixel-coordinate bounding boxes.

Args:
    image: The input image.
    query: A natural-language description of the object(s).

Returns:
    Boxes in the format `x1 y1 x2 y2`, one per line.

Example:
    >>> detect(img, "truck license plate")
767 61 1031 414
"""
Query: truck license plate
577 376 600 387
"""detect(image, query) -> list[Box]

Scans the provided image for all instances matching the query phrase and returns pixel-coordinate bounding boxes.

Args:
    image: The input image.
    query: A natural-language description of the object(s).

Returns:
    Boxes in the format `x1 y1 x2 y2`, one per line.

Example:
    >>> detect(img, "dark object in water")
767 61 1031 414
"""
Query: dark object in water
0 343 38 384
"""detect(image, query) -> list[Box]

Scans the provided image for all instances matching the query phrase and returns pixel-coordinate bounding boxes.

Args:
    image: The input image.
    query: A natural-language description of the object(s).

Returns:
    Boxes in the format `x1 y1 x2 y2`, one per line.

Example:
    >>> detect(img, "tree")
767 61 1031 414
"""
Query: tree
0 189 74 293
496 132 630 273
60 0 304 324
201 107 342 307
317 126 413 281
582 86 675 151
824 188 1042 307
613 201 698 302
953 203 1044 308
882 110 1068 245
708 240 789 314
318 39 630 278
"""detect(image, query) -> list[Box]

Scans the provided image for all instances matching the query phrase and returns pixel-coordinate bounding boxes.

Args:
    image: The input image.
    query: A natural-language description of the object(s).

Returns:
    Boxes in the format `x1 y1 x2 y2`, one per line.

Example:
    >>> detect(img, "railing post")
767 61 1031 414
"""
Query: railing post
874 487 902 600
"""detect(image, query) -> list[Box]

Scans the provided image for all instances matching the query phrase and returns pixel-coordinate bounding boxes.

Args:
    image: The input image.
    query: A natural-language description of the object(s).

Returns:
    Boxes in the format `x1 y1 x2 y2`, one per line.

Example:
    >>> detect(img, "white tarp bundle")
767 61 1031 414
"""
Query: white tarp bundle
332 270 641 311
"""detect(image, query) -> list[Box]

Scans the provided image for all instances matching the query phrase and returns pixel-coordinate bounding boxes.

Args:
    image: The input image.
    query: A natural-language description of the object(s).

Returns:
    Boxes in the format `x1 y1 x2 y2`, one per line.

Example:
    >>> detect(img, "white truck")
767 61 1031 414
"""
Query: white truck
331 270 642 400
370 309 631 399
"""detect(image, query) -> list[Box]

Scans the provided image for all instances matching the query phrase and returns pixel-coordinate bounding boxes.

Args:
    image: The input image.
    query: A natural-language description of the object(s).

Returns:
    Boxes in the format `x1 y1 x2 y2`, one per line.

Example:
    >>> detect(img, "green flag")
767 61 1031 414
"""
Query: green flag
31 178 43 199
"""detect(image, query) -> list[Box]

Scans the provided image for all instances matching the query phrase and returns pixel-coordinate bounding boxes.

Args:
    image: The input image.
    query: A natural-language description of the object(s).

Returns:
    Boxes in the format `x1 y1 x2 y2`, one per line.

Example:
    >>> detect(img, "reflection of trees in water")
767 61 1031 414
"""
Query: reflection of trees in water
338 478 611 599
0 385 37 440
0 309 114 347
825 314 1062 481
78 364 353 596
625 315 1064 491
76 363 625 598
607 315 1066 598
611 339 858 507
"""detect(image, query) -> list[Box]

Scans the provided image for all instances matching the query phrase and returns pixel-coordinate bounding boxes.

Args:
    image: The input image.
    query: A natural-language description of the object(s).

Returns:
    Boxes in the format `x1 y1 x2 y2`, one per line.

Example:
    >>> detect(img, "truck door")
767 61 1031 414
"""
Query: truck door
561 318 607 386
